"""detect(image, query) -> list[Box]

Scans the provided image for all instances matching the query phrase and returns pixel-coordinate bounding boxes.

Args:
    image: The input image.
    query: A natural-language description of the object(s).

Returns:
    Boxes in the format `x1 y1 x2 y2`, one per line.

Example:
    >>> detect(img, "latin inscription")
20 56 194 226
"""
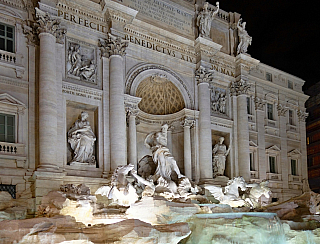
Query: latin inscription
58 10 108 33
116 0 193 35
125 34 195 63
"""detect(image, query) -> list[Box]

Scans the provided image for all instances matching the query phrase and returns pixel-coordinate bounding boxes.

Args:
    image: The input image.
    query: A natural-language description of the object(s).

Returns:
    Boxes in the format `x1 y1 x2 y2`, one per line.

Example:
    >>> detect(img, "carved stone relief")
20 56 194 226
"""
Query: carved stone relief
210 87 227 115
66 41 96 83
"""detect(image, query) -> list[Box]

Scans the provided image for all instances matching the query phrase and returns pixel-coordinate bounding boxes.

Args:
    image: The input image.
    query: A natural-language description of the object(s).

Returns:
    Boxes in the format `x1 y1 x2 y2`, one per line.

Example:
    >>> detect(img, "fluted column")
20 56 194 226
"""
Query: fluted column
230 80 251 181
99 34 129 171
34 8 66 169
195 67 214 180
181 118 194 179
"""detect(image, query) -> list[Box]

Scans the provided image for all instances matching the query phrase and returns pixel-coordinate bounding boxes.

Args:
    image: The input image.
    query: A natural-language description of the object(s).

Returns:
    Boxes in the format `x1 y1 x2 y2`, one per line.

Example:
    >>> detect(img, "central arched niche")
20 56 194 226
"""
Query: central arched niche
136 74 185 115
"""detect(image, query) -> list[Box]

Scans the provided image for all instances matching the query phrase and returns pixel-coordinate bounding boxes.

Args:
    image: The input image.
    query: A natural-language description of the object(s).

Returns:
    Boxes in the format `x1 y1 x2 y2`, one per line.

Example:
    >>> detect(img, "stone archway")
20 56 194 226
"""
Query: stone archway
125 64 194 110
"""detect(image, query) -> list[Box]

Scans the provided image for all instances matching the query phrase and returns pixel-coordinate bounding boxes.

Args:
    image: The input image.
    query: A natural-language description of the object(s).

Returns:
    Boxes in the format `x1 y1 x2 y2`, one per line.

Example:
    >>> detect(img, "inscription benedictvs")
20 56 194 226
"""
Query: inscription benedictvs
115 0 194 35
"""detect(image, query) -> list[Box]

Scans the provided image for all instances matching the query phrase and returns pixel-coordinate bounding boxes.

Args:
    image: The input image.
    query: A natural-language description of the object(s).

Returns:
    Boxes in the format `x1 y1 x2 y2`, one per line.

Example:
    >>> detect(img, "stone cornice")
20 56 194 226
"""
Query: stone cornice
98 33 129 58
0 76 28 89
195 66 214 85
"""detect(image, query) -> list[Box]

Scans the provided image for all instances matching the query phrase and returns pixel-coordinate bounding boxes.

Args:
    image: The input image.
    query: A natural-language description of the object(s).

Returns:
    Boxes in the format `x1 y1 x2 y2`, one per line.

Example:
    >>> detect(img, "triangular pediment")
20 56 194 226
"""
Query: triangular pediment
288 149 302 157
266 145 281 151
0 93 26 109
249 140 258 147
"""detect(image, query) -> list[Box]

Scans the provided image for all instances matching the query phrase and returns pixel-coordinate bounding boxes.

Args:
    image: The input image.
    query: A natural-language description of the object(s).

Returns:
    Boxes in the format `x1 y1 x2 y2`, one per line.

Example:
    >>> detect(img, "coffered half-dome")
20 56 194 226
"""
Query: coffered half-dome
136 74 185 115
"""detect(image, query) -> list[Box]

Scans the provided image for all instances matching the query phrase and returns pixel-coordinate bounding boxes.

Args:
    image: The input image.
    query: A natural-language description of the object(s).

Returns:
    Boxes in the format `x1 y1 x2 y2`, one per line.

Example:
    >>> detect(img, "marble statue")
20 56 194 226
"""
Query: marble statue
68 44 82 76
80 60 95 81
108 164 139 206
243 181 271 208
237 18 252 55
212 136 230 176
68 111 96 165
196 2 219 38
205 176 247 207
145 124 184 183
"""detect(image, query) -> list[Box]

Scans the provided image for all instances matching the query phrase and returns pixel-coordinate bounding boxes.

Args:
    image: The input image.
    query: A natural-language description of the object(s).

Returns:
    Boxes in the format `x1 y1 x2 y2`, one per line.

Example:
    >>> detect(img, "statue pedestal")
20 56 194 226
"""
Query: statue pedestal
69 161 96 167
211 176 229 187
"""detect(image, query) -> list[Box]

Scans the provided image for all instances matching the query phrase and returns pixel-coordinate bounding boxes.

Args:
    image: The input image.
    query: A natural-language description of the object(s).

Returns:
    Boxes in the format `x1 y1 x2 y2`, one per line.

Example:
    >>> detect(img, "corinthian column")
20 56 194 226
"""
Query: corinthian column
195 67 214 181
230 79 251 181
99 34 129 171
34 8 66 170
181 118 194 179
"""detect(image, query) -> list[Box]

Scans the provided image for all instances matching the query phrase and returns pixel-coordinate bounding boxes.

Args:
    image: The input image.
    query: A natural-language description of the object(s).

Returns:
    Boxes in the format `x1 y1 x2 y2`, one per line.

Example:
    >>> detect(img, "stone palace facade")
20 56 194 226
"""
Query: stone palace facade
0 0 309 211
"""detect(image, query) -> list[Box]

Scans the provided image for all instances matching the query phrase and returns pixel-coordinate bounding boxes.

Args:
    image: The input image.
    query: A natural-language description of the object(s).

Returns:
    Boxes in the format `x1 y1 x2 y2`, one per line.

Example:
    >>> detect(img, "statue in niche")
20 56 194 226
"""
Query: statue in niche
237 18 252 55
196 2 219 38
68 111 96 165
212 136 230 177
144 124 184 187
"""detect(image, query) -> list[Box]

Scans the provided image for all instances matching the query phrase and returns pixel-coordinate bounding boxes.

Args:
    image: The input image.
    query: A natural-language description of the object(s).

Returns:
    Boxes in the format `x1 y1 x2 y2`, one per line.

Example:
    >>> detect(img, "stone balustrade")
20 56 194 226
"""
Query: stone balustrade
0 142 25 156
0 50 16 64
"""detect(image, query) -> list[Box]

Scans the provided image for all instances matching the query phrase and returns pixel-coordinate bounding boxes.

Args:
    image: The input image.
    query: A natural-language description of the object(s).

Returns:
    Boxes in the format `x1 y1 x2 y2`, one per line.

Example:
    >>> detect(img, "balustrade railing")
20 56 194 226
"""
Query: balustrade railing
0 142 25 156
0 50 16 64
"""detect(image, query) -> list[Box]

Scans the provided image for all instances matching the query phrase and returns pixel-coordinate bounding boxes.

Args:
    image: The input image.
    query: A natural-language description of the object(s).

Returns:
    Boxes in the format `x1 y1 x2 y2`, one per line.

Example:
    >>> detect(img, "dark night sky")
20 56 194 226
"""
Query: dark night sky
208 0 318 91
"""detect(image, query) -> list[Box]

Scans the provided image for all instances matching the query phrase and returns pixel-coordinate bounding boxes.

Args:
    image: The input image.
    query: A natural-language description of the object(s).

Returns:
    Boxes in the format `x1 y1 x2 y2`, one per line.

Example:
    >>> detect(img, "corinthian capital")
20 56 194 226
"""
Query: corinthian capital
297 109 308 122
181 118 195 128
34 8 66 43
195 66 214 85
98 33 129 58
230 80 250 96
277 104 288 117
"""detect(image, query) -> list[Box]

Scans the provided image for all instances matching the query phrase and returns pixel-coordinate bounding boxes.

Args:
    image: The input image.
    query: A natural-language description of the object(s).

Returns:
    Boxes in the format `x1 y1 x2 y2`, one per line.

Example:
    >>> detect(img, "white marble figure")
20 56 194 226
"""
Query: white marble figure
237 18 252 55
68 112 96 165
218 94 226 114
68 44 82 76
80 60 95 81
145 124 184 181
205 176 247 207
212 137 230 176
196 2 219 38
244 181 271 209
108 164 139 206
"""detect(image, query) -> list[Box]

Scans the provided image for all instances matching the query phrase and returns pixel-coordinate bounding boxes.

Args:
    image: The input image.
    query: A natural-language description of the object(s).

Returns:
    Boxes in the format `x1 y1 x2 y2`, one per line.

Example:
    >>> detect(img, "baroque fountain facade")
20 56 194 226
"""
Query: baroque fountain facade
0 0 316 243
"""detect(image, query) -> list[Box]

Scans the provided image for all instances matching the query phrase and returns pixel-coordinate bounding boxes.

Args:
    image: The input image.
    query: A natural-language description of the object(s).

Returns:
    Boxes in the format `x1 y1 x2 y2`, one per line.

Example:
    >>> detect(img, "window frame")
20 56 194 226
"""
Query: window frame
291 159 297 176
0 23 15 53
269 156 276 173
267 103 274 120
266 72 272 82
0 113 15 143
288 109 294 125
